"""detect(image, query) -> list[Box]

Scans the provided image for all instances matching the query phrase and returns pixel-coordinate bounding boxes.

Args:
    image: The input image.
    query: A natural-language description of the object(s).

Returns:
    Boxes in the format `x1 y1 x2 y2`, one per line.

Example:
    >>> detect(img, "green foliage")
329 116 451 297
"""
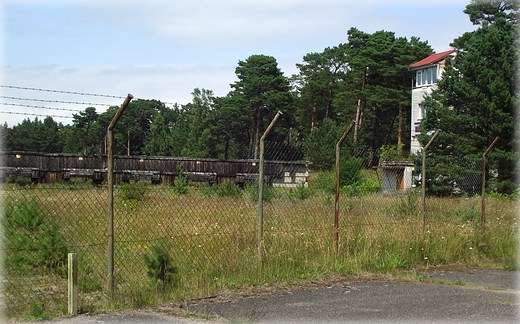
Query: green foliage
143 238 178 286
3 198 68 274
214 179 242 198
245 181 276 202
288 182 312 200
118 181 149 201
380 143 408 162
173 164 189 195
357 171 382 194
302 118 342 171
311 170 336 194
390 189 421 219
6 176 33 187
339 157 363 187
420 4 518 195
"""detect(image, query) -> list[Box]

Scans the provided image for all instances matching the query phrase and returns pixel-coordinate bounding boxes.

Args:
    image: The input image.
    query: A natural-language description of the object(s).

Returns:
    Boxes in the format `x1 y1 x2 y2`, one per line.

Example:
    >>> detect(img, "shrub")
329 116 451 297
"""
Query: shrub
288 182 312 200
245 181 276 202
215 179 242 198
143 238 178 286
312 170 335 194
3 198 68 274
173 164 189 195
118 181 149 201
339 157 363 188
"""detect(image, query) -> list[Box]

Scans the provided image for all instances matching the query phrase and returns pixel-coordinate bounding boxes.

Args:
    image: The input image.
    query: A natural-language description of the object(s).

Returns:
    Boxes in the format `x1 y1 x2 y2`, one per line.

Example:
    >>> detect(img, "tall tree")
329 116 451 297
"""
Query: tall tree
293 44 349 132
230 55 294 158
420 0 519 194
72 107 99 155
181 88 216 158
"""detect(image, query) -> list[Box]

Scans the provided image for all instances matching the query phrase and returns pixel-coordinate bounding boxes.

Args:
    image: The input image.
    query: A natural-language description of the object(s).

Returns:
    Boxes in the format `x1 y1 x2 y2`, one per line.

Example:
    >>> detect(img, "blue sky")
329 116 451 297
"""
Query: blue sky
1 0 476 126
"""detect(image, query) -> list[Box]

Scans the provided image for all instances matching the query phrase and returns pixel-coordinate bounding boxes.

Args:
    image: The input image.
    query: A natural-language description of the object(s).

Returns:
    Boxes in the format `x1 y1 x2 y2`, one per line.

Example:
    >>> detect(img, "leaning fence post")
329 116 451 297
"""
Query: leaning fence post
258 111 283 267
334 120 356 254
107 94 133 298
421 130 441 236
68 253 78 316
481 137 499 236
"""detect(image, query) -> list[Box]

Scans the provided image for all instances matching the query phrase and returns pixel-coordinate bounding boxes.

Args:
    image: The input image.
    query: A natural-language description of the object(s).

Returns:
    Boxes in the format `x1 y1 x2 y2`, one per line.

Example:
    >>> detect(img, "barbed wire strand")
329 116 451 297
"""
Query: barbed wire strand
1 102 90 113
1 85 177 106
0 96 113 107
0 85 126 99
0 110 73 119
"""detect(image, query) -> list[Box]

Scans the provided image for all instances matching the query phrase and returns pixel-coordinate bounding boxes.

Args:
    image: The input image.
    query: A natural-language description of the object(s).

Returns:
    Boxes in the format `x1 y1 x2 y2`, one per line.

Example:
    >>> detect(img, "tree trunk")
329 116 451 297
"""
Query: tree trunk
354 67 367 144
398 104 403 145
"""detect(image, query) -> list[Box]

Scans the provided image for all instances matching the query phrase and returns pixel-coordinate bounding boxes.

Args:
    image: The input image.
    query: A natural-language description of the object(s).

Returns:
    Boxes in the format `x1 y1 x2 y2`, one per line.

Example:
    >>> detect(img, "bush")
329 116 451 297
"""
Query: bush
143 238 178 286
215 179 242 198
118 181 149 201
288 182 312 200
3 198 68 274
173 164 189 195
312 170 335 194
245 181 276 202
339 157 363 187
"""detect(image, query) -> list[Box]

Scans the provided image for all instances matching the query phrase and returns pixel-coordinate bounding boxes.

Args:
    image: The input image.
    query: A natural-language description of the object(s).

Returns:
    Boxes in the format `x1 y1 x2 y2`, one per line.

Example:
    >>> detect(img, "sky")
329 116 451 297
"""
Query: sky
0 0 477 127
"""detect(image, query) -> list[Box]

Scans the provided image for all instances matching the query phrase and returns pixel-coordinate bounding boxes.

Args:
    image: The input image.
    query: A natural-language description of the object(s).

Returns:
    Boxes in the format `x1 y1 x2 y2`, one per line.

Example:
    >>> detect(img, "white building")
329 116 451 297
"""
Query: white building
409 49 456 154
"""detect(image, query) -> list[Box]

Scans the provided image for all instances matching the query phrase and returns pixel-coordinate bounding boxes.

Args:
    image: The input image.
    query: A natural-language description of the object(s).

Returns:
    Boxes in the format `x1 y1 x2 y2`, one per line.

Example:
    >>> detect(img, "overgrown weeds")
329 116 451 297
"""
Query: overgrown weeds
2 174 517 320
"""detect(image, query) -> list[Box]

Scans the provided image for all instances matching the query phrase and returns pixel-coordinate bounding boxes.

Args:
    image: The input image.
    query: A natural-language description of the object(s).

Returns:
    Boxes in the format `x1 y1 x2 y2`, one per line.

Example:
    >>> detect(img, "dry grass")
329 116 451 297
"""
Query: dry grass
2 183 517 319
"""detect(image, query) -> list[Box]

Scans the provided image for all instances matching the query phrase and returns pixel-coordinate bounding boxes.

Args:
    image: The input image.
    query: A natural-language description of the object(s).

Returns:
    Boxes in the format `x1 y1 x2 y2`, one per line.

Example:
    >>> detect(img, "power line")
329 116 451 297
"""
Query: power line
0 95 113 107
0 85 126 99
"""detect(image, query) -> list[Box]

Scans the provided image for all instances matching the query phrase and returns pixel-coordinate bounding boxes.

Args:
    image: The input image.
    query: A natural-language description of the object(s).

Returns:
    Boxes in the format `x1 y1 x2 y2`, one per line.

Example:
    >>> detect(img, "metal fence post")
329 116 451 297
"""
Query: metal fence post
481 137 499 236
334 120 356 254
67 253 77 315
107 94 133 298
421 130 440 236
258 111 283 266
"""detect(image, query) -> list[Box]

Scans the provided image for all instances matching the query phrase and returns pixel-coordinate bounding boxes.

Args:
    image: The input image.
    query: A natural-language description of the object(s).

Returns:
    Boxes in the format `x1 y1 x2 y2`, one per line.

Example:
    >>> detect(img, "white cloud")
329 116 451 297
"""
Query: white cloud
1 63 237 126
1 0 476 126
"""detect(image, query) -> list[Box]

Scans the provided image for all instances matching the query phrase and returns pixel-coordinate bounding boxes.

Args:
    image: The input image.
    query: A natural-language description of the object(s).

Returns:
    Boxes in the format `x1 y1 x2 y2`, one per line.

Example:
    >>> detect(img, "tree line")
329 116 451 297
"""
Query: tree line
2 1 518 194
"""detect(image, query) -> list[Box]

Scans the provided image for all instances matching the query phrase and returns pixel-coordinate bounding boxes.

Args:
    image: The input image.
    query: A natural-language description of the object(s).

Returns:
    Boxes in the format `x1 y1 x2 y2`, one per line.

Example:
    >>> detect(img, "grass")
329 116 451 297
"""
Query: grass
1 180 518 320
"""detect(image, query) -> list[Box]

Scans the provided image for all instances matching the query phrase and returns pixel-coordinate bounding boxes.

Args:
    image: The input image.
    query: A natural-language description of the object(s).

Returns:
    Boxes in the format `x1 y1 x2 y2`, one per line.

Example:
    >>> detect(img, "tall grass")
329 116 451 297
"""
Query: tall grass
1 181 517 320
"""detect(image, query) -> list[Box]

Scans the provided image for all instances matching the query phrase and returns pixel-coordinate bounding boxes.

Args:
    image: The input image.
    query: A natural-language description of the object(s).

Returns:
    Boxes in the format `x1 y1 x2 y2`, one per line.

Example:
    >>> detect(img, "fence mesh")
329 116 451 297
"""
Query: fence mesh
1 144 517 320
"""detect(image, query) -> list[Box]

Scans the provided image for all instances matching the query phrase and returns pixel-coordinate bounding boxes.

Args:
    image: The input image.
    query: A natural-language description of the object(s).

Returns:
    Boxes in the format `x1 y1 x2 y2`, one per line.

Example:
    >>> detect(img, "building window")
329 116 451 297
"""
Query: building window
419 103 426 119
415 66 437 87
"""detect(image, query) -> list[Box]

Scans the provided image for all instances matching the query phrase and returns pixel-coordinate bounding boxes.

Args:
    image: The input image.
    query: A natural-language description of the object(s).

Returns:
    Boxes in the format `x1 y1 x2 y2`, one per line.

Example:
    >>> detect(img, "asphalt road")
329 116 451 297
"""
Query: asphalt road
36 268 519 324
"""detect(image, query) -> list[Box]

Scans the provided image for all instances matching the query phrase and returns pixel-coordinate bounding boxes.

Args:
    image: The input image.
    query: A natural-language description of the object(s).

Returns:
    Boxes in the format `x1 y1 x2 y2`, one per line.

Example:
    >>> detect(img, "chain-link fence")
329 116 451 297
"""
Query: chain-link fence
1 144 517 320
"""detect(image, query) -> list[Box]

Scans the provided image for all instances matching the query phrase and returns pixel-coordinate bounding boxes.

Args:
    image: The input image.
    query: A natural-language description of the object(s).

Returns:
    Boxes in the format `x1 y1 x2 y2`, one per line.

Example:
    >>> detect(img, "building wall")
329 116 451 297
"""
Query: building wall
410 86 434 154
409 52 455 156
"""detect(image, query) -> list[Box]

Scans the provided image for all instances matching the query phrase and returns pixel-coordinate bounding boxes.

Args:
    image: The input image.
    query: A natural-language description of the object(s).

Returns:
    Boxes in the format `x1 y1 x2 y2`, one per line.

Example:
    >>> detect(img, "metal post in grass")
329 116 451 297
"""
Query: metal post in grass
68 253 78 315
258 111 283 266
481 136 499 236
334 120 356 254
421 129 440 236
107 94 133 297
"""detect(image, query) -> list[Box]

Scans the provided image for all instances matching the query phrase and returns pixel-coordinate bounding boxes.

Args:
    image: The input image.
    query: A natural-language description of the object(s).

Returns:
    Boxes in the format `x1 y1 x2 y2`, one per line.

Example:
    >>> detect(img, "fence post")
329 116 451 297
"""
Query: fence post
421 130 441 236
481 137 499 236
334 121 356 253
68 253 77 316
107 94 133 298
258 111 283 266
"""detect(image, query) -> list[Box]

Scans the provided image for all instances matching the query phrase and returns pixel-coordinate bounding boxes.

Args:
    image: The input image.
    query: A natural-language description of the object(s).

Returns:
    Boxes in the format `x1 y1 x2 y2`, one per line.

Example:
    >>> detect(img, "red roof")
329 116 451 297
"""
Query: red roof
410 49 456 69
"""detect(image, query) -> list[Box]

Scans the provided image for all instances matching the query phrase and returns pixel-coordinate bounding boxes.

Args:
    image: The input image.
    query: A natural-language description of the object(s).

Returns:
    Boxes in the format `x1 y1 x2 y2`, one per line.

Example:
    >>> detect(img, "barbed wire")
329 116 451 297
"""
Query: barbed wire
0 85 126 99
0 96 113 107
0 110 73 119
1 102 88 113
1 85 177 107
